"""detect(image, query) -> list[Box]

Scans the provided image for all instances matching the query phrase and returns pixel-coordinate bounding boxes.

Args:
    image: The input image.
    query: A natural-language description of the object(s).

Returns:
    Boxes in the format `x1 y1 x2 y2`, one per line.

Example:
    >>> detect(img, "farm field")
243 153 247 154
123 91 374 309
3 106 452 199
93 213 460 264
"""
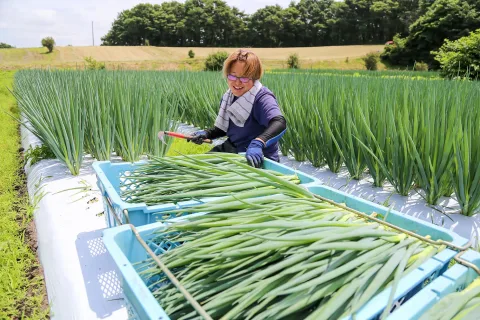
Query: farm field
13 69 480 216
3 0 480 314
0 45 386 70
4 55 480 319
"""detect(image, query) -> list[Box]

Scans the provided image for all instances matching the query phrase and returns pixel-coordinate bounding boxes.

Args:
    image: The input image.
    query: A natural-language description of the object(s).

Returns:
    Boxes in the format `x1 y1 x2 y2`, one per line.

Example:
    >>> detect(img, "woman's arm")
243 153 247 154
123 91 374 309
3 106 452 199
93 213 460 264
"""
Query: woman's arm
251 91 287 147
256 116 287 147
205 126 227 140
189 126 226 144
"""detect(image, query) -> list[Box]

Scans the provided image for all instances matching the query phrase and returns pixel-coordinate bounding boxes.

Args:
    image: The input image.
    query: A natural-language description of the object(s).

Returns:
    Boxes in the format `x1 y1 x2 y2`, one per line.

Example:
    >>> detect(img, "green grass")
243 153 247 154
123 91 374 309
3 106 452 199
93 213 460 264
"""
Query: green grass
0 70 49 319
0 48 58 65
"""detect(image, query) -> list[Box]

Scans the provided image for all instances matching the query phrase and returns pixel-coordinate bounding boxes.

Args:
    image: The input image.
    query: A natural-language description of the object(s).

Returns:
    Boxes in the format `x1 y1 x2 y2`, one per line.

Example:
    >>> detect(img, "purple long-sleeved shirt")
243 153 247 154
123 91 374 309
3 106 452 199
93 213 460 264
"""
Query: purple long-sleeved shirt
226 86 283 161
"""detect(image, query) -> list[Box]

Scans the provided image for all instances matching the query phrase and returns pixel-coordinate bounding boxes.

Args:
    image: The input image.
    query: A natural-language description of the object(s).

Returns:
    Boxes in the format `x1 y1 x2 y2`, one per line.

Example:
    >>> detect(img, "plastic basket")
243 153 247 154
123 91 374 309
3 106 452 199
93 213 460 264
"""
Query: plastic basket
104 222 169 320
104 187 469 320
306 185 468 320
387 249 480 320
93 157 319 228
306 185 466 246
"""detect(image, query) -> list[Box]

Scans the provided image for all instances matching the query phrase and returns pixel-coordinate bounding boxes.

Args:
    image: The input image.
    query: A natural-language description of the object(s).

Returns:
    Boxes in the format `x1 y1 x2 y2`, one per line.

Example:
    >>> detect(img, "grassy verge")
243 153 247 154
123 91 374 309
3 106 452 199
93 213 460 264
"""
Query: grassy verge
0 70 49 319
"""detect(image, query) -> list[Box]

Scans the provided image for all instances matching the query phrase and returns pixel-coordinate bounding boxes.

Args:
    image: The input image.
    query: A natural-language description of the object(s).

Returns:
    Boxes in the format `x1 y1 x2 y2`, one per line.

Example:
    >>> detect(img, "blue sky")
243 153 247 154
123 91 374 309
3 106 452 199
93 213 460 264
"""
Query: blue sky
0 0 292 48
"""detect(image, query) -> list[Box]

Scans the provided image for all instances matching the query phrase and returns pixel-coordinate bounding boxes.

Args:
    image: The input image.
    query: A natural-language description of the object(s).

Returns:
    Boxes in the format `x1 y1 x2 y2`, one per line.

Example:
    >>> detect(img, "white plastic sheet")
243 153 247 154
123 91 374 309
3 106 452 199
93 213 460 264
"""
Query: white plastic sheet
21 126 127 320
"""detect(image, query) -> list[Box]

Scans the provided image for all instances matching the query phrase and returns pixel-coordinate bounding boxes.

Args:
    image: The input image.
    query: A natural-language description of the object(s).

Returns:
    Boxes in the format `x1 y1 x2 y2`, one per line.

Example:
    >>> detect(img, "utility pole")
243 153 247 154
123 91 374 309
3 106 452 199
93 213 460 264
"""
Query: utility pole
92 21 94 46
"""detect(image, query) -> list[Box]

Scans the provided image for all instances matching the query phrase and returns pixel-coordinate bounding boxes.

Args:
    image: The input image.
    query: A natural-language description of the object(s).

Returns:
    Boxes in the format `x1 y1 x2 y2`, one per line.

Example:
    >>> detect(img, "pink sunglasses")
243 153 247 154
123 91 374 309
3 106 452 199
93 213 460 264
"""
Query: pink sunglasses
227 74 252 83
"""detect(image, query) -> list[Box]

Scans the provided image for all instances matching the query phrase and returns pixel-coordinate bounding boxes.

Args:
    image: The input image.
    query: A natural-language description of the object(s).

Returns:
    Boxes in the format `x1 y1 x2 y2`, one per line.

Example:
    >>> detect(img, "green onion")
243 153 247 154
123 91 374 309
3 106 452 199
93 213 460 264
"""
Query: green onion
137 196 443 320
419 278 480 320
12 69 480 214
13 70 86 175
121 154 304 206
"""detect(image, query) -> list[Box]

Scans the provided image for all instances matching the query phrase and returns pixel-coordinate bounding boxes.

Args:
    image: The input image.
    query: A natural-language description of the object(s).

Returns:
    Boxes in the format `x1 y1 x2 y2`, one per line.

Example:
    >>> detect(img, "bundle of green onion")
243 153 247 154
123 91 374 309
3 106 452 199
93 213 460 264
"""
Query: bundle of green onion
121 154 309 205
137 196 444 320
419 278 480 320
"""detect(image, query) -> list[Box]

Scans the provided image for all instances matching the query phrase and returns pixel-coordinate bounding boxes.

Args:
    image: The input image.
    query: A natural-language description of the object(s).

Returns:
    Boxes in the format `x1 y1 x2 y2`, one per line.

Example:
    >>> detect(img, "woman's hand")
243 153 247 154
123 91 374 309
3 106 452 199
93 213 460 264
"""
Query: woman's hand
188 130 208 145
246 139 265 168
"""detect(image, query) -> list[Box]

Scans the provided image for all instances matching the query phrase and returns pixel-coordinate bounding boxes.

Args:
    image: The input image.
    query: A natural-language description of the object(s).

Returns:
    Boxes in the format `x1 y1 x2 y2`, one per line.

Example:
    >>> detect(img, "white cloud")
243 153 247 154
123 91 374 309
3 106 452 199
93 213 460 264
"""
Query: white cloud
0 0 293 48
30 9 57 26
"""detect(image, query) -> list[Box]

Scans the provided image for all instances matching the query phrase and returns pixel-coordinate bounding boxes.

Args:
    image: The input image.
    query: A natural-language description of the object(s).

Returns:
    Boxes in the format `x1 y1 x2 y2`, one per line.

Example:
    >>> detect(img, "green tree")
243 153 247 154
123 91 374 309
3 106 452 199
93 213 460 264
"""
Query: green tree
371 0 422 39
203 0 241 47
248 6 283 47
153 1 186 46
204 51 228 71
101 3 158 45
183 0 207 46
382 0 480 67
340 0 377 44
407 0 480 66
327 1 350 45
380 33 409 65
362 51 380 70
41 37 55 53
327 0 424 45
0 42 14 49
279 5 305 47
295 0 334 46
287 53 300 69
229 7 249 47
433 29 480 79
99 0 425 48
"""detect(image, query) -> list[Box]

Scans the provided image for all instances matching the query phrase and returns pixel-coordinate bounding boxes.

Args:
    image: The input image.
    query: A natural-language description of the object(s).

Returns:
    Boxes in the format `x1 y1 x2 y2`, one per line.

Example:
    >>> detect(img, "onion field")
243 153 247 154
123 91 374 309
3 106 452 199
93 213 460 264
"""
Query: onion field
12 69 480 216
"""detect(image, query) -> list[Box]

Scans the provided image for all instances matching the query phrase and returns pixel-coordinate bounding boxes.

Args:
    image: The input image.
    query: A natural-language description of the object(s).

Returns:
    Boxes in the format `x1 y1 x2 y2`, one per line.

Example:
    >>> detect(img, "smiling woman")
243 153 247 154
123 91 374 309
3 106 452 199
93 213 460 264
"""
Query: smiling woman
188 49 287 168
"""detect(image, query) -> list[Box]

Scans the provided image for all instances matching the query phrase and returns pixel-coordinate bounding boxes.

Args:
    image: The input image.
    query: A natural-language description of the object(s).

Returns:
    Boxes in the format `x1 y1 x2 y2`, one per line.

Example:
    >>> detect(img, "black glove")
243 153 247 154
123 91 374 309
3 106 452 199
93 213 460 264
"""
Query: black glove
188 130 208 145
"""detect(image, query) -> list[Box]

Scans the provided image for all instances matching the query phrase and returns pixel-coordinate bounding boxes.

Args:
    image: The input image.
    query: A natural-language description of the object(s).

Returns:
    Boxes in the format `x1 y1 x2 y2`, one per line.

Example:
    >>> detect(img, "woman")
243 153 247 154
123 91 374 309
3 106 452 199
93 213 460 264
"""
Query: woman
189 49 287 168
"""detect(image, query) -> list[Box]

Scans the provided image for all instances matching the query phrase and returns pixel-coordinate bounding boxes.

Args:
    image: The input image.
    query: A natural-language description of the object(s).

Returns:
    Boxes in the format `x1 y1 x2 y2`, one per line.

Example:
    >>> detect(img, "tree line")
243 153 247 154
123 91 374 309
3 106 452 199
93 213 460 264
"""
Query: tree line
101 0 480 67
101 0 433 48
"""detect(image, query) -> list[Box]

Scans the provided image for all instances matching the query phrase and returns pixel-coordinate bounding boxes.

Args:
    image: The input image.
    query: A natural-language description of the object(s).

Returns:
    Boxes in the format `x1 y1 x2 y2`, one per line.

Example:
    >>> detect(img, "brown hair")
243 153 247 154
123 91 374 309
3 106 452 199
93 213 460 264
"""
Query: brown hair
223 49 264 80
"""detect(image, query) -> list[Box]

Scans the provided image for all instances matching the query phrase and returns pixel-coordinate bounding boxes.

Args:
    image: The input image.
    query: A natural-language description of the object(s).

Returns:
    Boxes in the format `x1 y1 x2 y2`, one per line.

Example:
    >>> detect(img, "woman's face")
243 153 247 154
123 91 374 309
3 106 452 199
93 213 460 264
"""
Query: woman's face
227 61 254 97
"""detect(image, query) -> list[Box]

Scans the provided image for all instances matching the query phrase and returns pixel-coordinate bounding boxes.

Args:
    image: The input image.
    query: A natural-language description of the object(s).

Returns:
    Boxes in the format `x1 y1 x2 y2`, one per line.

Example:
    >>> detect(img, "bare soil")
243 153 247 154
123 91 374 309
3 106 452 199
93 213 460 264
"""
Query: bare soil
12 148 50 319
0 45 385 68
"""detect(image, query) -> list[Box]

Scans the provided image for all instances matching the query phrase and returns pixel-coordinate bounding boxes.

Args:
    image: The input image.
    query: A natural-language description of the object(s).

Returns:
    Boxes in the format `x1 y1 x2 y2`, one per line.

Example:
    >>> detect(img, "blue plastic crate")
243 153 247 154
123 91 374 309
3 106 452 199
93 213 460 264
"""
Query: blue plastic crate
103 186 469 320
104 222 169 320
304 186 469 319
387 249 480 320
306 185 466 246
93 157 319 228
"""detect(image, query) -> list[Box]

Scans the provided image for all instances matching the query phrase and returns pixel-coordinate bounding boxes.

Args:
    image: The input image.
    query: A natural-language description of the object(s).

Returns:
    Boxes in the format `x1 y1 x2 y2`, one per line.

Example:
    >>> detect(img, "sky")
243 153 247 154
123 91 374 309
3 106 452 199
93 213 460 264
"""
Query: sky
0 0 293 48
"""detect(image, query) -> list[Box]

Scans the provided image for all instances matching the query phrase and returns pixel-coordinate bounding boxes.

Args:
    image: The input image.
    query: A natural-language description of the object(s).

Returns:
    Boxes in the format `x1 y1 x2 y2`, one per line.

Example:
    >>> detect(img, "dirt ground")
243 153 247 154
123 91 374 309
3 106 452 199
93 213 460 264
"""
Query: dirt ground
15 148 50 319
7 148 50 319
0 45 385 69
